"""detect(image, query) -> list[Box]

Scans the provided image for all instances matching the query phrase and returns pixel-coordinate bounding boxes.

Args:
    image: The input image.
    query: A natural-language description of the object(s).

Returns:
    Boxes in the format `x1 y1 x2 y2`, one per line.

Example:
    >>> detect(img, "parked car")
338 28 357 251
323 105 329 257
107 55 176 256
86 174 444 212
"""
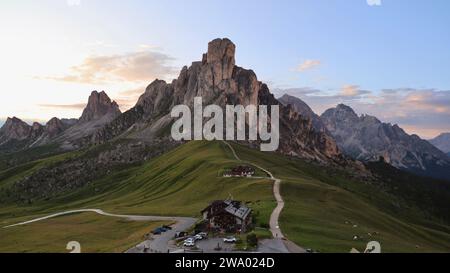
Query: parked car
198 232 208 238
184 238 195 247
162 225 173 230
152 227 168 234
175 232 188 238
152 228 162 235
223 236 237 243
194 234 203 241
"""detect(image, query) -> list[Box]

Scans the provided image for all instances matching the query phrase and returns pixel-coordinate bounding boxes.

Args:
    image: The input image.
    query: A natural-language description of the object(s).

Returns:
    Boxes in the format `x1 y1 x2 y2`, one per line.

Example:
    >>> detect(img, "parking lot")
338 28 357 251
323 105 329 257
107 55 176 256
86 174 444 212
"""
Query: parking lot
184 237 236 253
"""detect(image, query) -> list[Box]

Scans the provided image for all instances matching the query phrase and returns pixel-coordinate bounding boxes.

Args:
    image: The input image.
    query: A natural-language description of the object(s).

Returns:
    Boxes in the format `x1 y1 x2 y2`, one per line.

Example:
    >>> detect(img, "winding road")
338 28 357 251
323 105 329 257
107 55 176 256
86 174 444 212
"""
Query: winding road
3 209 197 253
222 141 305 253
3 209 195 229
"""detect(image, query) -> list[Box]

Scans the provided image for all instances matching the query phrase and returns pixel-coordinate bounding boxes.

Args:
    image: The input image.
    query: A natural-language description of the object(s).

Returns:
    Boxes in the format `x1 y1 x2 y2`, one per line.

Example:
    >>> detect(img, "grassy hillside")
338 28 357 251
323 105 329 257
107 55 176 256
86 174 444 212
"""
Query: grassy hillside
0 141 276 248
0 212 168 253
0 141 449 253
232 143 450 253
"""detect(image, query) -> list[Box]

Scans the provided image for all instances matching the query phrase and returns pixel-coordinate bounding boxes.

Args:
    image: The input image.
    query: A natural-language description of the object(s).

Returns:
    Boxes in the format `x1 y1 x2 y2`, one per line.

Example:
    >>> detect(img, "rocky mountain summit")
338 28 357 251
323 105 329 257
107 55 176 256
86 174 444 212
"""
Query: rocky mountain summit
79 91 121 123
53 91 122 148
87 38 341 163
430 133 450 154
0 117 36 143
0 118 42 152
321 104 450 180
278 94 328 133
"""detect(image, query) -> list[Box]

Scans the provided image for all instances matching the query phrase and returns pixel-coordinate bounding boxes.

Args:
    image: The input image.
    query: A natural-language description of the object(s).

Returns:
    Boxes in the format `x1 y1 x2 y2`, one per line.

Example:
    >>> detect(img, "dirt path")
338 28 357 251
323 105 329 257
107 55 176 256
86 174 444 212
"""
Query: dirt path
222 141 305 253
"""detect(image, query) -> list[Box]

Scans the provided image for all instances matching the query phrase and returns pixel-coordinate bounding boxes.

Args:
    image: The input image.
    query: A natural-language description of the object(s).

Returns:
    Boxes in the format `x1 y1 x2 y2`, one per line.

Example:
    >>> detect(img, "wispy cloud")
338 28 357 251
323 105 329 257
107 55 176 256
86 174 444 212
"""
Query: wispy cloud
41 50 176 85
367 0 382 6
296 60 321 72
39 103 86 110
340 85 371 97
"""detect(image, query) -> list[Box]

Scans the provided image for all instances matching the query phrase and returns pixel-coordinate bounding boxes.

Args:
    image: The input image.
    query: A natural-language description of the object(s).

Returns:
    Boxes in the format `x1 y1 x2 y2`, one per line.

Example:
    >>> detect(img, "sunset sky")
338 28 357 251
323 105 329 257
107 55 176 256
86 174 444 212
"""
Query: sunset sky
0 0 449 139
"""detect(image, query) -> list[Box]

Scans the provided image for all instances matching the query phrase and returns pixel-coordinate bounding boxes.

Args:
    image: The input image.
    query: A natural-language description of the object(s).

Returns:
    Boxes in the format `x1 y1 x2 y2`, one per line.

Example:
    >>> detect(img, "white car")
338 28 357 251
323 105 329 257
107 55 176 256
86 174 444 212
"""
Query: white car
223 236 237 243
183 238 195 247
194 234 203 241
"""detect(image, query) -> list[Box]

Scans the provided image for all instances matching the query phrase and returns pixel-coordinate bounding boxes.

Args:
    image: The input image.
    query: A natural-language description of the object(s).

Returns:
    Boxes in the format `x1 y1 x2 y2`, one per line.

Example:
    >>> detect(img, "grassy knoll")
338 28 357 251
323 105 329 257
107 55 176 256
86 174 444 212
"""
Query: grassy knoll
0 212 168 253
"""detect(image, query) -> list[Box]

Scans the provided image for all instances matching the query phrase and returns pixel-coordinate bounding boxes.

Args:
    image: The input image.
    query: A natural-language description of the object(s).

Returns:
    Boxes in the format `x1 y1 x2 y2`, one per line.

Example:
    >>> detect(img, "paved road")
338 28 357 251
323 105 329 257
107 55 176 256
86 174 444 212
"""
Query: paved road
3 209 195 229
222 141 305 253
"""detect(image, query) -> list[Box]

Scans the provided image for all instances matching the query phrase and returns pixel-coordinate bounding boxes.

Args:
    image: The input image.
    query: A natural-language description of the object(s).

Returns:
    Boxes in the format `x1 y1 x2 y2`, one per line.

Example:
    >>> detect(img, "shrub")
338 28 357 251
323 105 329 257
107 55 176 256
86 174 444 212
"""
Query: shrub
247 233 258 247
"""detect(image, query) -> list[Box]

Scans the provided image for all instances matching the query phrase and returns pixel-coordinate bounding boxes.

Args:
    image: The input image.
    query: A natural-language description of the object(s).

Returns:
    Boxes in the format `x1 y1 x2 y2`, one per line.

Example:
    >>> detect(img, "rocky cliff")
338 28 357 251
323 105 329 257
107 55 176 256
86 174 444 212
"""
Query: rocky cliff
55 91 122 148
321 104 450 180
278 94 328 133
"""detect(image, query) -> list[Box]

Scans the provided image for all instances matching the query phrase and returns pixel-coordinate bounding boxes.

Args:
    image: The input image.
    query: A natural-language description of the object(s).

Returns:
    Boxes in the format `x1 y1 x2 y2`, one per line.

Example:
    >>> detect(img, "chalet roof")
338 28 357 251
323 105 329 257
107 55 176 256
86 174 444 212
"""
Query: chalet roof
224 200 252 220
202 200 252 220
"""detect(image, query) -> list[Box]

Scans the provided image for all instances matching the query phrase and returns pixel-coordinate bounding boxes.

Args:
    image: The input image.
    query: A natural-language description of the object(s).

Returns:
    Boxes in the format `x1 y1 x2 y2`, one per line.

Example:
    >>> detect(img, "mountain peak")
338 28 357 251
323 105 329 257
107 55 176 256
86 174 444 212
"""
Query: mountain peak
430 132 450 154
0 116 32 141
5 116 25 124
91 39 341 162
205 38 236 81
321 105 450 180
336 104 356 114
278 94 328 133
79 91 121 123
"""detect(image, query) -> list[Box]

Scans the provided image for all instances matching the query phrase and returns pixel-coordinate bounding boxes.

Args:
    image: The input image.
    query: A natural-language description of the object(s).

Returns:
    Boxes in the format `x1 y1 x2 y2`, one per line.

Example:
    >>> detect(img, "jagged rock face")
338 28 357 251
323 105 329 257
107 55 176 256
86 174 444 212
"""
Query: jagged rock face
278 94 328 133
91 38 341 162
0 117 33 141
430 133 450 154
206 38 236 82
321 104 450 180
45 118 70 138
0 117 47 152
79 91 121 123
57 91 122 148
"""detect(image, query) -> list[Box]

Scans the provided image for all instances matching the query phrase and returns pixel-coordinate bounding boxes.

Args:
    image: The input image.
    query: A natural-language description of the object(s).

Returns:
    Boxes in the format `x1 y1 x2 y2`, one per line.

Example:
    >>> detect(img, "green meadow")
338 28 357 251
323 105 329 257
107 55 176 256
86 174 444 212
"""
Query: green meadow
0 141 449 253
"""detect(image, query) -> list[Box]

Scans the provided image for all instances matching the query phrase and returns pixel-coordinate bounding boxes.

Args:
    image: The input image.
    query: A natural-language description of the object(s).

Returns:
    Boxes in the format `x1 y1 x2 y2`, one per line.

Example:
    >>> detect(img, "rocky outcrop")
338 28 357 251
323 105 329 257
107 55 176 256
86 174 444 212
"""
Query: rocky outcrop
56 91 122 147
278 94 328 133
79 91 121 123
321 104 450 180
0 118 46 152
89 38 341 163
0 117 34 142
430 133 450 154
45 118 70 138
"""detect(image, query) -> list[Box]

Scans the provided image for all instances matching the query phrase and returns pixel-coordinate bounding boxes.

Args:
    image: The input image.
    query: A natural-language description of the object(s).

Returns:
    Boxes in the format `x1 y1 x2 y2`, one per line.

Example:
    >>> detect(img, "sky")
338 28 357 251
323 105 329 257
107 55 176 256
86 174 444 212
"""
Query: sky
0 0 449 139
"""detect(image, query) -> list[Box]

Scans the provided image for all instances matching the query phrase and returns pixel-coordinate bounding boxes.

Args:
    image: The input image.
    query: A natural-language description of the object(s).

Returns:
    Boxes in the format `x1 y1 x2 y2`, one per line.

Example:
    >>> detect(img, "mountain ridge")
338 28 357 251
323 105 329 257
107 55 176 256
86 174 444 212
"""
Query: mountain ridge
278 94 328 133
430 133 450 154
0 91 120 153
321 104 450 180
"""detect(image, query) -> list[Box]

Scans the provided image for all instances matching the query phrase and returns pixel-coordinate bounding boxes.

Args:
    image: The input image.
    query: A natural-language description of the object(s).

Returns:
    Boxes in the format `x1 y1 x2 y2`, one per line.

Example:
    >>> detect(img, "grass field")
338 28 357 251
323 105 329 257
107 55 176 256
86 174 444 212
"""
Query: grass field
0 212 168 253
0 141 449 253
